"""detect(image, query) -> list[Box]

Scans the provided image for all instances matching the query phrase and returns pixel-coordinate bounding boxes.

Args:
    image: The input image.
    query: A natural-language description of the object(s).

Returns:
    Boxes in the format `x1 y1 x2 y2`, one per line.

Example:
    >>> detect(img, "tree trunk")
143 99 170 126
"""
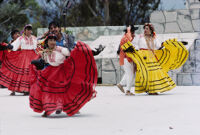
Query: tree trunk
104 0 110 25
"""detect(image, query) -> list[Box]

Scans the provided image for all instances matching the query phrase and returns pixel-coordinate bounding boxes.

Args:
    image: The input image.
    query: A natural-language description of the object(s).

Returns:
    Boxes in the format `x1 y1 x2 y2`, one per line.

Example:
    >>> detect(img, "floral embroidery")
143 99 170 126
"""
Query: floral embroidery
48 52 56 62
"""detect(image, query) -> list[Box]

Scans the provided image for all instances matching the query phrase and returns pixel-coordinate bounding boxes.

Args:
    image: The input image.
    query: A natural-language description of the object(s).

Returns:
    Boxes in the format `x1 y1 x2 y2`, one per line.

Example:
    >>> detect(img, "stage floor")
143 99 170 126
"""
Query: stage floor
0 86 200 135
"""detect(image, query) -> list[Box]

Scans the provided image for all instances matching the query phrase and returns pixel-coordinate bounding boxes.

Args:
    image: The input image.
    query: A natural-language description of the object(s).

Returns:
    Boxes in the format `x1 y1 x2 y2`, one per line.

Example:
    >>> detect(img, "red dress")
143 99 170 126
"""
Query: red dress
0 36 39 92
29 41 97 116
0 50 39 92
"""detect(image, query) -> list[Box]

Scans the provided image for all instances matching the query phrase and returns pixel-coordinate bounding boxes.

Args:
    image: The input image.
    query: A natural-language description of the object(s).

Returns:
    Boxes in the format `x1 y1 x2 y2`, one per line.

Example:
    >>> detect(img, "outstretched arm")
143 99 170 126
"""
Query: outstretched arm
92 44 105 56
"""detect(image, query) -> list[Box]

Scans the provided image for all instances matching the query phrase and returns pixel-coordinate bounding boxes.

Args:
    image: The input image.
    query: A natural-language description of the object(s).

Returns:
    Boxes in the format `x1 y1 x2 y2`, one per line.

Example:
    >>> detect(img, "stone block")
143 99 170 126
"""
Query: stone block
95 59 102 77
103 28 109 36
183 60 196 72
75 28 93 41
188 0 195 3
191 73 200 85
194 39 200 50
195 60 200 72
177 73 193 86
150 11 165 23
195 60 200 73
152 23 165 34
102 71 117 84
190 3 200 9
102 59 117 71
192 19 200 32
190 9 200 19
177 14 194 32
164 11 177 22
195 50 200 61
189 48 196 60
165 22 181 33
177 10 190 16
168 71 177 83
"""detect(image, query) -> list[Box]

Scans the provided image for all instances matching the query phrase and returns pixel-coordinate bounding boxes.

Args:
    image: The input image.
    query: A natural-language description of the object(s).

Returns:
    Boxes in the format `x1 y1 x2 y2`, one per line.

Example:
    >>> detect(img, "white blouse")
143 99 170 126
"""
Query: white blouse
12 35 37 51
137 34 161 50
43 46 70 66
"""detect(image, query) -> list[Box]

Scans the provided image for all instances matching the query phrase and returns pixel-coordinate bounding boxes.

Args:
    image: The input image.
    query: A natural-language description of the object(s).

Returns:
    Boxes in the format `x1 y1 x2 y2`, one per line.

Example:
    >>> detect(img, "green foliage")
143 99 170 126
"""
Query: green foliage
0 2 29 42
0 0 44 42
62 0 161 26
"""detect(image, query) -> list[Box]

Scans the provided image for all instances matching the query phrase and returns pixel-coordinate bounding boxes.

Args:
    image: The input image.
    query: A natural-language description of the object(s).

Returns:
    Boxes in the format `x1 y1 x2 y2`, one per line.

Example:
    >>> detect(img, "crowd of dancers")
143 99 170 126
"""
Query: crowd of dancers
0 22 188 117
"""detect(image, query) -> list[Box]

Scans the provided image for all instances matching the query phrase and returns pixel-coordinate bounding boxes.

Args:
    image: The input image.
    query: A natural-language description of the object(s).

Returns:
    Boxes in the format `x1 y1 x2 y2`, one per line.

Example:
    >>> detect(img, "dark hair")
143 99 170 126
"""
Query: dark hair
11 29 19 38
123 25 138 33
44 33 57 48
24 26 32 30
143 23 155 37
48 21 60 29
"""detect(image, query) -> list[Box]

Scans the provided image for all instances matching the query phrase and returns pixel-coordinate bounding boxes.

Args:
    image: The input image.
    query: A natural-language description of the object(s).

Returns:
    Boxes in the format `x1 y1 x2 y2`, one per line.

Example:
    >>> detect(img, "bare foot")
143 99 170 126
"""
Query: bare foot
117 84 125 93
125 90 135 96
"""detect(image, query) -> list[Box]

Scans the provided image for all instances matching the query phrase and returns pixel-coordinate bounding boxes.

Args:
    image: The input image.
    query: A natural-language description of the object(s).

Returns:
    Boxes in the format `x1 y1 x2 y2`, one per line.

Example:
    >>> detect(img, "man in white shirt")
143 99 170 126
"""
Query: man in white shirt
117 25 138 96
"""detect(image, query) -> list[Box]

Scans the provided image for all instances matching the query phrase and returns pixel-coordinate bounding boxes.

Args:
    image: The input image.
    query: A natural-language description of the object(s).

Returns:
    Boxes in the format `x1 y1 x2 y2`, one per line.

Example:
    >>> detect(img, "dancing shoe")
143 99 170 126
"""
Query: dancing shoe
56 109 62 114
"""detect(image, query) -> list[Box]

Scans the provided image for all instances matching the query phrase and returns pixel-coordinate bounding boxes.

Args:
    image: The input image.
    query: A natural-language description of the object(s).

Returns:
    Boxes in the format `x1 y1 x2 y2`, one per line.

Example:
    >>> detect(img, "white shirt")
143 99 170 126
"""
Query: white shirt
43 46 70 66
131 35 140 50
12 35 37 51
137 34 161 50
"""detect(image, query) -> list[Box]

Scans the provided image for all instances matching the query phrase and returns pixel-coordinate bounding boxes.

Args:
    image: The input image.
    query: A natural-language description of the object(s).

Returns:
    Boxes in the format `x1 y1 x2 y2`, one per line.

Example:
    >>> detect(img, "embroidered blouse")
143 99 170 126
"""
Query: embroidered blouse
137 34 161 50
43 46 70 66
12 35 37 51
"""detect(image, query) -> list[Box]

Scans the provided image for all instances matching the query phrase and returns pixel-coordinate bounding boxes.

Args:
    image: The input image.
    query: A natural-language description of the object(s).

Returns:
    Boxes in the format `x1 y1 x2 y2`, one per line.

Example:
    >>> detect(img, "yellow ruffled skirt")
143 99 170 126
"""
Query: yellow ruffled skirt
121 39 189 94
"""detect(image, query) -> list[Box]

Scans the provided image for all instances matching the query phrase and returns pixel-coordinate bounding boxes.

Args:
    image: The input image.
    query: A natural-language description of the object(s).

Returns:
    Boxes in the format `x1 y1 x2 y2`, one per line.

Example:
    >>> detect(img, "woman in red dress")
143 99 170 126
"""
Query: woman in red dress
29 34 98 117
0 24 39 95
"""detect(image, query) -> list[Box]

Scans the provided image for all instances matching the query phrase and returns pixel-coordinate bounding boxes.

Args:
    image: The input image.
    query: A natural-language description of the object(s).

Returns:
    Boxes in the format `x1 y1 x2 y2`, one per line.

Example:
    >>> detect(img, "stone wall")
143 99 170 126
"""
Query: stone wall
37 0 200 86
148 0 200 85
150 6 200 33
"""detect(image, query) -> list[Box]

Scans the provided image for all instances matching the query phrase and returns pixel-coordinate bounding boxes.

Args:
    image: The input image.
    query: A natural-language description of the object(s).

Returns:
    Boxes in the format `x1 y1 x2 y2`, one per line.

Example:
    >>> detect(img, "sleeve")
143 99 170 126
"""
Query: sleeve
131 35 140 50
137 36 142 50
154 38 162 50
12 37 21 51
61 47 70 56
33 36 38 49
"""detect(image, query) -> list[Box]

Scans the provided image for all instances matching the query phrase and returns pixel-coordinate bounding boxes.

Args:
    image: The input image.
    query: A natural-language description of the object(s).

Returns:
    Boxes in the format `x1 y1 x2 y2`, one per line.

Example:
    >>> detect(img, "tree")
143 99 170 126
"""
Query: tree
0 2 29 42
62 0 161 26
126 0 161 25
0 0 45 42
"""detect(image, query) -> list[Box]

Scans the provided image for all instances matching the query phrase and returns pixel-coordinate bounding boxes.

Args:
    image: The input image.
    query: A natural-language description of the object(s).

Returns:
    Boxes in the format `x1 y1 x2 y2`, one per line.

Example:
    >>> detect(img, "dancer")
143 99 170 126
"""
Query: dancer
30 34 98 117
0 24 39 96
117 25 138 96
121 23 188 95
9 29 20 43
39 21 75 51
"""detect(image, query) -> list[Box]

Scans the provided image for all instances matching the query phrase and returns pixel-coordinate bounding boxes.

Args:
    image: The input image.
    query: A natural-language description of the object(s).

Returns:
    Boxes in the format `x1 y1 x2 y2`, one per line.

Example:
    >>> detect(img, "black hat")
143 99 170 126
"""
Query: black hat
123 25 138 33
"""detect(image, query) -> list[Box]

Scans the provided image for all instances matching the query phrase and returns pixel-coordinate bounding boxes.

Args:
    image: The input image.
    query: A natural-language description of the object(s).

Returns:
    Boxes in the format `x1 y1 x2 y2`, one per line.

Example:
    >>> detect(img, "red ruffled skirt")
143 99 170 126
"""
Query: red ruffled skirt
29 41 97 116
0 50 39 92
